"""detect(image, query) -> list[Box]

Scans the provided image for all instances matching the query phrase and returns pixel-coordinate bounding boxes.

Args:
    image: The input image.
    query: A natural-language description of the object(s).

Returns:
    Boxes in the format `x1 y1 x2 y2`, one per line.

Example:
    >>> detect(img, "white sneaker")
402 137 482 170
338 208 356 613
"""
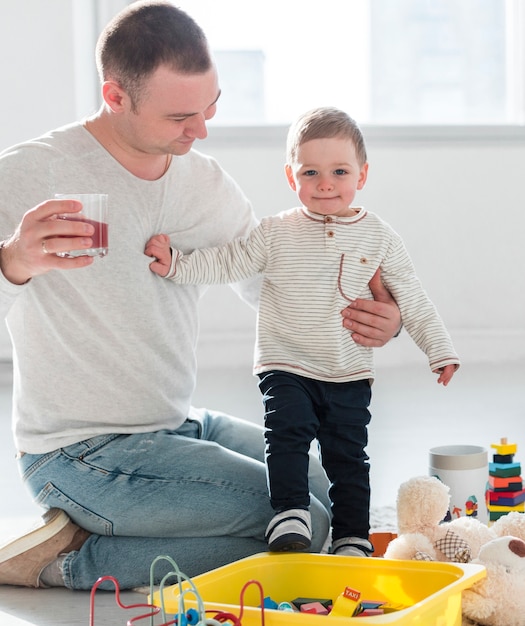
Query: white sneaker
331 536 373 557
265 509 312 552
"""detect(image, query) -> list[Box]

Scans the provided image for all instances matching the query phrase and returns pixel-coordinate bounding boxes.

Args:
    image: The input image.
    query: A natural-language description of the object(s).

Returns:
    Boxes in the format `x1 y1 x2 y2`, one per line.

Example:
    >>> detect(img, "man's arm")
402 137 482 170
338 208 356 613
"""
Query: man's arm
340 268 402 348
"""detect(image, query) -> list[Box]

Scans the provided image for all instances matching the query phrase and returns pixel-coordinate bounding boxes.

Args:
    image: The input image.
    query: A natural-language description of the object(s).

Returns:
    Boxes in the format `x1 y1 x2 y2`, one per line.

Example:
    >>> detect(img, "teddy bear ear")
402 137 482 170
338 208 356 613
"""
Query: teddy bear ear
477 535 525 572
508 537 525 557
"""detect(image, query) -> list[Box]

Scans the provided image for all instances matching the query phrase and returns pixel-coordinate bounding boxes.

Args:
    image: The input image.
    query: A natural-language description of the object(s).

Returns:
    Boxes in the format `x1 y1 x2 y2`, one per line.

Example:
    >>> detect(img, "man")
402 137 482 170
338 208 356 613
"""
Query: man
0 1 401 590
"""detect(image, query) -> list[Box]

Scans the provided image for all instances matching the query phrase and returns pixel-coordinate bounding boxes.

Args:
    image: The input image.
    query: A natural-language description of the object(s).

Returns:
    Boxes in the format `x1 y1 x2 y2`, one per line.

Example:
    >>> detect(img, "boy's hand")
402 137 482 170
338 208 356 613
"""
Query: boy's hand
145 234 172 277
434 364 458 386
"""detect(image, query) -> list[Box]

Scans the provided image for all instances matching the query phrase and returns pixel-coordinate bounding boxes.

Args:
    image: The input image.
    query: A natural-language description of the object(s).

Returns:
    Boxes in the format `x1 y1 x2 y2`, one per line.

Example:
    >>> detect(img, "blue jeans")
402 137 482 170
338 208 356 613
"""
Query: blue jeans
17 408 330 590
258 371 372 541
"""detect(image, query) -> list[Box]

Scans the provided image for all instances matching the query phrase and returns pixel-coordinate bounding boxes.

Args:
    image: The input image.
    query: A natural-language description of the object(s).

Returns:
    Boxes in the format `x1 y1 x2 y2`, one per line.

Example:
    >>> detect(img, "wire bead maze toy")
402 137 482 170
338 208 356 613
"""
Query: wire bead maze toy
89 554 266 625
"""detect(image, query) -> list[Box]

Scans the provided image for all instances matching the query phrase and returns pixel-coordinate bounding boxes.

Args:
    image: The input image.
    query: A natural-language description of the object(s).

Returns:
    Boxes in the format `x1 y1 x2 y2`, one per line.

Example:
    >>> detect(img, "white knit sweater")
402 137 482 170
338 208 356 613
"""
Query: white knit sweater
0 122 259 453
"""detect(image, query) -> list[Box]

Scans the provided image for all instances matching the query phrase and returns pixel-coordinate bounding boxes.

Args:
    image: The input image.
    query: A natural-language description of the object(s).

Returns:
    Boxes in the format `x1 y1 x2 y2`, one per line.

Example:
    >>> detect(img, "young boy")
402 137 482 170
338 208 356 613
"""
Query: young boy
145 107 460 556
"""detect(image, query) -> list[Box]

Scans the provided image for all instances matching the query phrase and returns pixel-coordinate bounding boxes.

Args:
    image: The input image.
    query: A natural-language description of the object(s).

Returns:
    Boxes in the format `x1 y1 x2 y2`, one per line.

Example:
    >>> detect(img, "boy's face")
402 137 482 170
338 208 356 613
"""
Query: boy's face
285 137 368 217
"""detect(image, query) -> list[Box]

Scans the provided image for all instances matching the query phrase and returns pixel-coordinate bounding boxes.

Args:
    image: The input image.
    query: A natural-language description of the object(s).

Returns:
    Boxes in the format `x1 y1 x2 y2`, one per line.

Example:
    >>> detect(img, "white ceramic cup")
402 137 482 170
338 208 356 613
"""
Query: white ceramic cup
429 444 488 524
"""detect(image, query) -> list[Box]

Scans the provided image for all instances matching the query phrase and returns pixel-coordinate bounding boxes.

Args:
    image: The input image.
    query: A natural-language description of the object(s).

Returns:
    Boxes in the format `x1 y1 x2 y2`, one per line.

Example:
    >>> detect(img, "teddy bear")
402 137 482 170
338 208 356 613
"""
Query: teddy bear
383 475 525 626
461 536 525 626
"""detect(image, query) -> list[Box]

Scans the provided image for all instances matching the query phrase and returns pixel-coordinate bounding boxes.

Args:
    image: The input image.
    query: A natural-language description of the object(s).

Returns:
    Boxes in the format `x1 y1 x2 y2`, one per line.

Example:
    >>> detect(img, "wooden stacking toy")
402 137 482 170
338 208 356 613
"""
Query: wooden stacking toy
487 437 525 522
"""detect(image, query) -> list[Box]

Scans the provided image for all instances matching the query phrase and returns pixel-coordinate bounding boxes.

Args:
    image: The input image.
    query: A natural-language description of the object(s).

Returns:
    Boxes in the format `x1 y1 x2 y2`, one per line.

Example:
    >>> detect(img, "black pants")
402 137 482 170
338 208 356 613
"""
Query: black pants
258 370 372 541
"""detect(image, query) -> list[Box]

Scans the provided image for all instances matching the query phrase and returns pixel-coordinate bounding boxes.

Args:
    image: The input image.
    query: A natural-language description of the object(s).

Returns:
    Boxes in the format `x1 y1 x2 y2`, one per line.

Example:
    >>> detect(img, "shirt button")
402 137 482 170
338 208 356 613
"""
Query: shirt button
327 231 335 237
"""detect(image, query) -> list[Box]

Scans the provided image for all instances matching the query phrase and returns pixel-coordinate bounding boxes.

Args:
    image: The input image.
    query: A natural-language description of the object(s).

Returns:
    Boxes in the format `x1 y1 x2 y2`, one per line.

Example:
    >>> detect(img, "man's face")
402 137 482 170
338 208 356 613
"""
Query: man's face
120 64 221 156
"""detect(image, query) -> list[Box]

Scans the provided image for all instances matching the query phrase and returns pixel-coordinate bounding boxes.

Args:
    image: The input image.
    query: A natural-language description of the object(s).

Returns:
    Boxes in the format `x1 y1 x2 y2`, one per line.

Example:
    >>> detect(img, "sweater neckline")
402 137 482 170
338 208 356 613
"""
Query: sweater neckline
302 207 367 223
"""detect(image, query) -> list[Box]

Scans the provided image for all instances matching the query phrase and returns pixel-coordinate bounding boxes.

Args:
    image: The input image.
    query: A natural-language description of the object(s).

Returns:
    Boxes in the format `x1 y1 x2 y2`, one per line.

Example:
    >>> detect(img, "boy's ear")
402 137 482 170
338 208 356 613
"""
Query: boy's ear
357 162 369 190
284 164 296 191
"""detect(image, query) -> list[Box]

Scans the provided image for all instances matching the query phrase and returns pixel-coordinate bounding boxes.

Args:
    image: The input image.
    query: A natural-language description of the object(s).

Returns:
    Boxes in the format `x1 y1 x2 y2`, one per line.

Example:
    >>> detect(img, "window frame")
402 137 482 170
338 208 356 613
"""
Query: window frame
79 0 525 146
205 124 525 150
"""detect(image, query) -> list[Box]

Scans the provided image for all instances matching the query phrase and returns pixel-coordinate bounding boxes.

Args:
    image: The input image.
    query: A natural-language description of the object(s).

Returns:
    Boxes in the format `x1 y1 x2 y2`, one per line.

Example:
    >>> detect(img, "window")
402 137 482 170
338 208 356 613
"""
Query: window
173 0 522 126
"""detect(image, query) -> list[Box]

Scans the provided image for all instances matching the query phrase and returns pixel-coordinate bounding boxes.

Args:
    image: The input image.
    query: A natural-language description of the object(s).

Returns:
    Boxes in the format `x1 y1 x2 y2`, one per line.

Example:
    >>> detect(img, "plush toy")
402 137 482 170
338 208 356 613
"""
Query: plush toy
461 536 525 626
384 475 525 626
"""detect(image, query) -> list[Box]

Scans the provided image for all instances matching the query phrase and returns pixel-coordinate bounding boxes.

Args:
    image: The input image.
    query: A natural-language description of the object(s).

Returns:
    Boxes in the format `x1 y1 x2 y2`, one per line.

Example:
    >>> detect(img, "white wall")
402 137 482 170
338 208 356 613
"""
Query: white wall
0 2 71 356
1 2 524 369
0 0 126 358
0 2 76 149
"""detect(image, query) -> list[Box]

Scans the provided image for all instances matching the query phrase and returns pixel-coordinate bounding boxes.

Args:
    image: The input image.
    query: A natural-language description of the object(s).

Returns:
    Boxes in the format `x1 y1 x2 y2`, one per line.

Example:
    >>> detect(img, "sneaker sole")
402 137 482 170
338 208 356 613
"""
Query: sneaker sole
333 548 371 557
0 509 70 563
268 533 312 552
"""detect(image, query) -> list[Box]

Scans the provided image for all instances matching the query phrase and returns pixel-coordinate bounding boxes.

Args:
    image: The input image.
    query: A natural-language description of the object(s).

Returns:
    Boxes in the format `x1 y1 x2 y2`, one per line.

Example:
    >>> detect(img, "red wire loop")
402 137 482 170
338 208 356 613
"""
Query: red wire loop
89 575 161 626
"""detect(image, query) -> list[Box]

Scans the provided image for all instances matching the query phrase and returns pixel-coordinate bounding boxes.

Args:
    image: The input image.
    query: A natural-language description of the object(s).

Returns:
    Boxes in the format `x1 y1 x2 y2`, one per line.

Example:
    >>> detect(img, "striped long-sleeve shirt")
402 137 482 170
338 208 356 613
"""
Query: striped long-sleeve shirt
166 207 459 382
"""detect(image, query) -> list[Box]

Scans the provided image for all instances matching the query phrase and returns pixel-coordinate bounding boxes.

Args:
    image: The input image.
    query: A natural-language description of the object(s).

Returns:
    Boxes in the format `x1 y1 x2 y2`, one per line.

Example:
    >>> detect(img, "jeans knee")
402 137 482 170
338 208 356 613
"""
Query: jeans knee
309 501 331 551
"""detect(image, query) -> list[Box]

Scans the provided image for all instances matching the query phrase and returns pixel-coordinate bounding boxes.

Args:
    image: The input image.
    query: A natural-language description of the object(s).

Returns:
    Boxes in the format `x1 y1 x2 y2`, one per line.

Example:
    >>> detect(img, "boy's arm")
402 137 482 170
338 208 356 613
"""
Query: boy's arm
381 240 460 376
145 226 267 285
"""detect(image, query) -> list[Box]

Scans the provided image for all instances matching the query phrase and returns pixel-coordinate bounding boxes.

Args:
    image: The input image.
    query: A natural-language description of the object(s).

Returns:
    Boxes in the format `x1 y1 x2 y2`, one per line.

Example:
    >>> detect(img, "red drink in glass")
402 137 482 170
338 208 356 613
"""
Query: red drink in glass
54 193 109 258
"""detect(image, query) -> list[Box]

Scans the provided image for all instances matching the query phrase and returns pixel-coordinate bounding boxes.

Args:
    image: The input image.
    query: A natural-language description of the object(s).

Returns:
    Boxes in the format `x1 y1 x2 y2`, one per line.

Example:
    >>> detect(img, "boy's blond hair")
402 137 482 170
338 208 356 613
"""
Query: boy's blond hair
286 107 367 166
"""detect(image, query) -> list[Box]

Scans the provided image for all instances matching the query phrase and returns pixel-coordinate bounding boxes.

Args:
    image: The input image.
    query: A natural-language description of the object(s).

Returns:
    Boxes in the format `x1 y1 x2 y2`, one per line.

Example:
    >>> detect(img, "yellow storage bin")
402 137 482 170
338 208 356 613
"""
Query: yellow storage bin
151 552 485 625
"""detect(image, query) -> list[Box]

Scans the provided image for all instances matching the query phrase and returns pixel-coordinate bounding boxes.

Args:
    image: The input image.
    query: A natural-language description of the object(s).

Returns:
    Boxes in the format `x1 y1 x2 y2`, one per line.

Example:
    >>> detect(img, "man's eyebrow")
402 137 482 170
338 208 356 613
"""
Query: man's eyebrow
169 90 222 119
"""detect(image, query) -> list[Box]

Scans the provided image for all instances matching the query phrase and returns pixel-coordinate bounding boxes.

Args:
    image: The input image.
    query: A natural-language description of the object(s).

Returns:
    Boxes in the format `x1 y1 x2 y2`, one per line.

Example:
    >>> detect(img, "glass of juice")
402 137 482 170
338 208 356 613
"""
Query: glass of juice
54 193 109 258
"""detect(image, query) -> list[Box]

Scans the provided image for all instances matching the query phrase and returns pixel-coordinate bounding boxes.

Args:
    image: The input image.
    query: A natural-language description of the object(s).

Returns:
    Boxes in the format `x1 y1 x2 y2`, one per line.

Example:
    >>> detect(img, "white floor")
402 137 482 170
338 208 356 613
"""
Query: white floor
0 359 524 625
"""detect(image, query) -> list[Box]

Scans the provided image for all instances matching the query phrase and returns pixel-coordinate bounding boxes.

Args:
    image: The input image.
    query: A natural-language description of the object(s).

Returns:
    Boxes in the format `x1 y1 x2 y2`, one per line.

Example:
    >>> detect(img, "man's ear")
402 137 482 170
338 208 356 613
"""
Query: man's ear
357 162 369 190
284 164 296 191
101 81 127 112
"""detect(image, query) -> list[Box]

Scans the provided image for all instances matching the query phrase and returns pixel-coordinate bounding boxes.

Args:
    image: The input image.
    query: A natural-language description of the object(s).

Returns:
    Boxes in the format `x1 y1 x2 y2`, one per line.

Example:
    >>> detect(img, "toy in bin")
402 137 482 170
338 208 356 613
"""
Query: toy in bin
151 551 485 625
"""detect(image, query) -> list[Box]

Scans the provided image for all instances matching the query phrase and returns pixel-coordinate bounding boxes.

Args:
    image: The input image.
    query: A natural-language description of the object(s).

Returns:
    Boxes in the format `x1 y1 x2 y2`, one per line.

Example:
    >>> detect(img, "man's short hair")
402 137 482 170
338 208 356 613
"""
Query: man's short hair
96 1 212 107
